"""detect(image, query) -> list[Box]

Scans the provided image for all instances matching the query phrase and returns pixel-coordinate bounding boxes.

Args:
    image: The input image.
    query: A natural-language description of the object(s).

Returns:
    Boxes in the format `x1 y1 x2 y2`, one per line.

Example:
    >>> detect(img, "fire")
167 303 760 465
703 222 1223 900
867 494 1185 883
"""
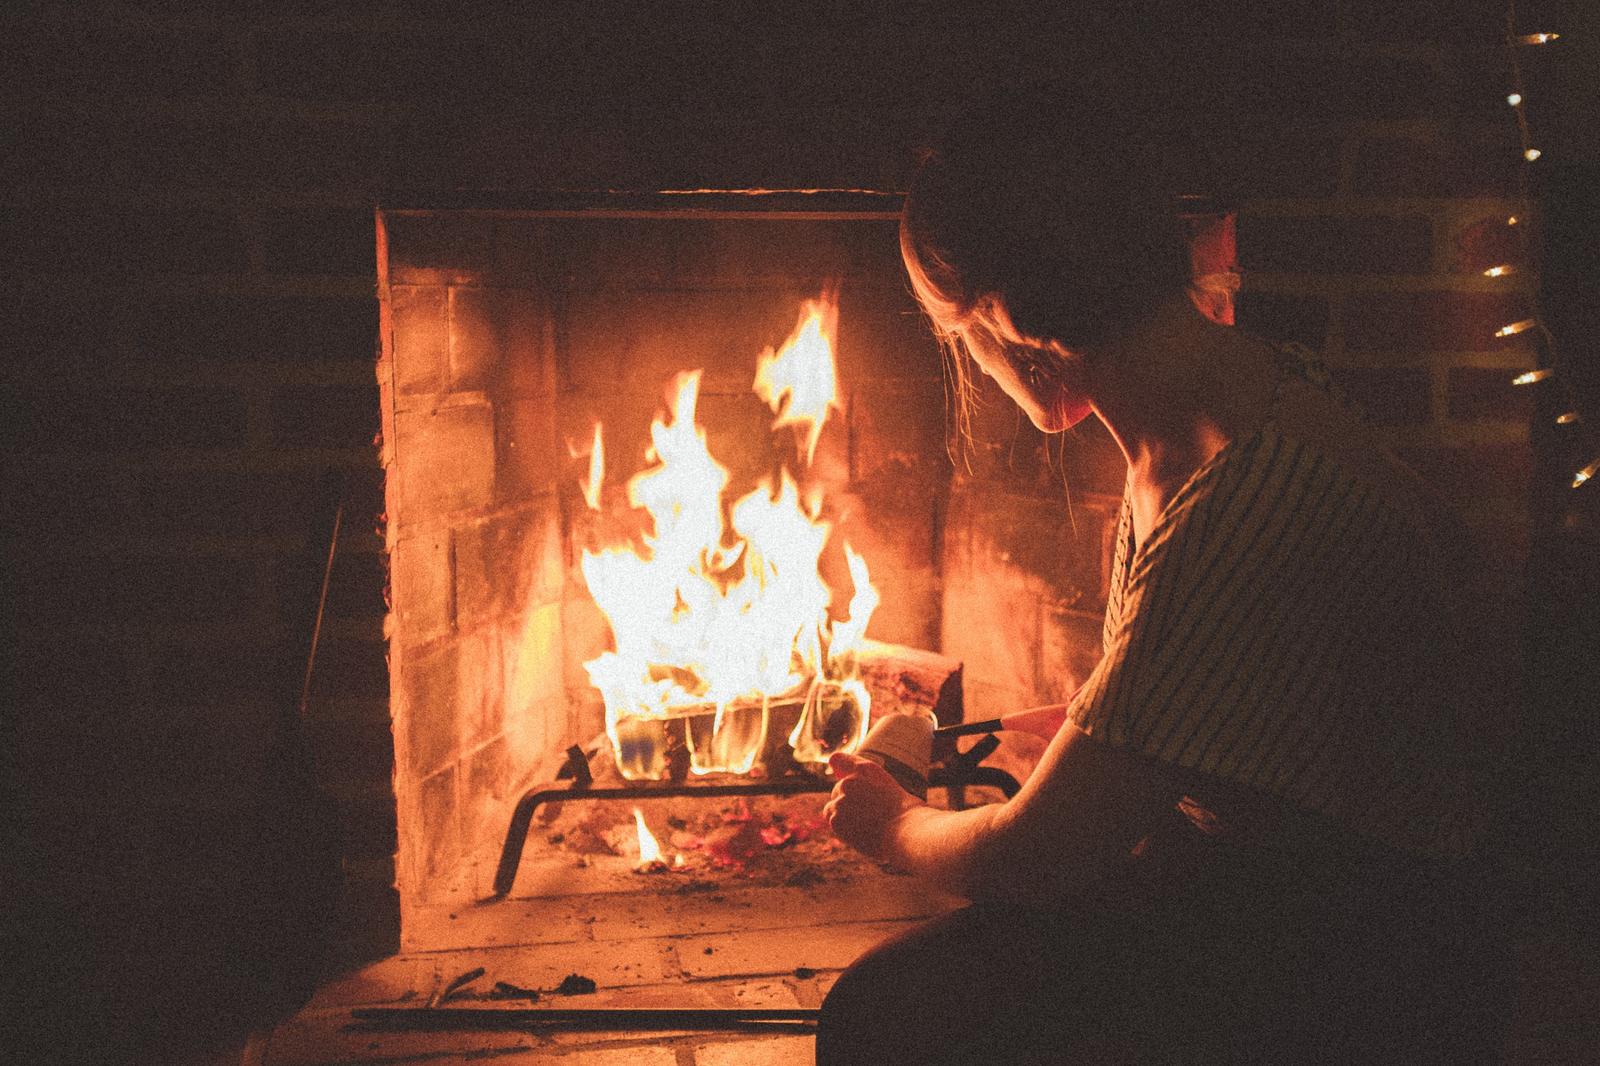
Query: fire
578 294 878 779
754 298 842 465
633 807 666 870
580 422 604 511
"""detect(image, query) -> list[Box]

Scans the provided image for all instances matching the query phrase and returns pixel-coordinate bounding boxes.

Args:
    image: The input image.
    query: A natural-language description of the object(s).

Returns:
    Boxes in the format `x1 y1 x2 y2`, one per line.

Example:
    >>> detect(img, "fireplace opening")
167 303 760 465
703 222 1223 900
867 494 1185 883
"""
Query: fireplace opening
377 197 1014 944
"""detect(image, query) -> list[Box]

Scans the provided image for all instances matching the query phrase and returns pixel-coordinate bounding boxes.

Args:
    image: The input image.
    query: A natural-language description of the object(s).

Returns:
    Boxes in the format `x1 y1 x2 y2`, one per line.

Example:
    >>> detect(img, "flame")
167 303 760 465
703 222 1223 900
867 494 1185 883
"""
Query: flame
578 295 878 779
754 298 841 465
633 807 664 868
580 423 605 510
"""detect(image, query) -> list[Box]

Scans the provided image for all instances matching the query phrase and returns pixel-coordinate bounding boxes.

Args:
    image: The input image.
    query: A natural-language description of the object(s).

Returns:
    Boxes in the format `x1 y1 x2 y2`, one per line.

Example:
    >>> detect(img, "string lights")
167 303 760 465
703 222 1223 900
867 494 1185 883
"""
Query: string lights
1490 4 1595 489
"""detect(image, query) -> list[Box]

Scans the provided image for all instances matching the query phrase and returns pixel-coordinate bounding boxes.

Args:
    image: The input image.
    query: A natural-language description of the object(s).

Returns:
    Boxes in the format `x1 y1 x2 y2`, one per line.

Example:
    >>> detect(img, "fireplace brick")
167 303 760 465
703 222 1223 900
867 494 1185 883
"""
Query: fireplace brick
454 499 563 629
493 395 560 502
399 641 464 778
389 286 449 397
449 287 555 397
415 762 460 886
389 530 452 643
392 400 495 522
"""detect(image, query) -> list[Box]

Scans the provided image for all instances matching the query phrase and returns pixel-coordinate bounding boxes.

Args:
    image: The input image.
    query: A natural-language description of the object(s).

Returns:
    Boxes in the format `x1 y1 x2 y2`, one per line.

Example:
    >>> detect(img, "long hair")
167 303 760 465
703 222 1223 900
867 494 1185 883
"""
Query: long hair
901 82 1229 454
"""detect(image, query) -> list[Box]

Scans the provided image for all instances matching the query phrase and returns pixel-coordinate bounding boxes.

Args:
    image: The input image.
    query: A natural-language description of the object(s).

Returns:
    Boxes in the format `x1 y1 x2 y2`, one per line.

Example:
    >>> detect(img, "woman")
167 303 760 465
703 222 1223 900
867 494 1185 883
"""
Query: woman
818 90 1514 1064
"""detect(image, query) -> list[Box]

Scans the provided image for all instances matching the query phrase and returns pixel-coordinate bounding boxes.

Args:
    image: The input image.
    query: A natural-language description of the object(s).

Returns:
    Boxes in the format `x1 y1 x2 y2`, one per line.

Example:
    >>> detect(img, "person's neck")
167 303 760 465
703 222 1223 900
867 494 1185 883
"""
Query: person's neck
1083 296 1274 513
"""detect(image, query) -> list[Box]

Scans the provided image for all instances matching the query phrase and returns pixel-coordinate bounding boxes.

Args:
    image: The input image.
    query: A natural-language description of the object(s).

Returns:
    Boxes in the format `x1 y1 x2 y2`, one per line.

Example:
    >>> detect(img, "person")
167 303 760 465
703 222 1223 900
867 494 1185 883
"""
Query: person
817 87 1516 1064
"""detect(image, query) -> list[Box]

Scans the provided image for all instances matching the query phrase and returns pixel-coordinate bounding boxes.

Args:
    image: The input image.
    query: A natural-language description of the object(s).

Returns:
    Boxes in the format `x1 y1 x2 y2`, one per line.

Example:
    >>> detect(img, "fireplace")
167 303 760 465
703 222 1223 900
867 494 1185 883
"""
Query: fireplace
379 196 935 938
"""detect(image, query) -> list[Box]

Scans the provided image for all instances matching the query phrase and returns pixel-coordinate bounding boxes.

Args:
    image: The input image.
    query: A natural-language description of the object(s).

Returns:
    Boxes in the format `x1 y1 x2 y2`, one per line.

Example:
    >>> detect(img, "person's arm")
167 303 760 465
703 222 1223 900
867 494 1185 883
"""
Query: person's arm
826 720 1179 905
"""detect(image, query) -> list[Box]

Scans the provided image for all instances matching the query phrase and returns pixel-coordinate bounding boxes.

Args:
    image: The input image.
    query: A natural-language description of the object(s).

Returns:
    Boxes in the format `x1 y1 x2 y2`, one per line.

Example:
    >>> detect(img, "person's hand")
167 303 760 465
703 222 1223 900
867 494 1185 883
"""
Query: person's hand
824 752 924 862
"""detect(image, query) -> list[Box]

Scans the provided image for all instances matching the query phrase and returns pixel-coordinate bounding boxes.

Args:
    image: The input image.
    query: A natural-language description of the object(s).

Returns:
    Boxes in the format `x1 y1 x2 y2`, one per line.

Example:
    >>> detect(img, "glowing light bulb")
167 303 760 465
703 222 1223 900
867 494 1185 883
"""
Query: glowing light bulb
1515 32 1559 45
1573 459 1597 489
1511 368 1552 385
1525 148 1542 162
1507 216 1519 226
1483 265 1515 277
1556 411 1581 425
1497 319 1538 338
1507 92 1523 106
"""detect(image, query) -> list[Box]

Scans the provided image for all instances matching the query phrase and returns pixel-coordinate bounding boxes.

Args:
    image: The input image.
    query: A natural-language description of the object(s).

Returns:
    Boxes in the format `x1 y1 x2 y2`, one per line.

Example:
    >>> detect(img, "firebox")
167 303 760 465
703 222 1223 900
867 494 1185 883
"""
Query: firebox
376 193 1122 950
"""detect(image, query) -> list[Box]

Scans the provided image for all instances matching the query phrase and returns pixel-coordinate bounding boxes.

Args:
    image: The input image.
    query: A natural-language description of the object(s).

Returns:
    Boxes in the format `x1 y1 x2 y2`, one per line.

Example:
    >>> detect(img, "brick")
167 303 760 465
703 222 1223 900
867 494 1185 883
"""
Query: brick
1236 290 1331 349
390 529 452 644
495 395 560 504
259 207 377 276
393 401 496 521
449 286 553 396
398 641 463 776
1329 366 1433 426
1342 291 1531 352
461 733 511 849
1448 366 1535 423
270 382 380 448
836 285 945 384
389 285 449 397
416 763 461 886
455 500 561 628
1238 215 1434 275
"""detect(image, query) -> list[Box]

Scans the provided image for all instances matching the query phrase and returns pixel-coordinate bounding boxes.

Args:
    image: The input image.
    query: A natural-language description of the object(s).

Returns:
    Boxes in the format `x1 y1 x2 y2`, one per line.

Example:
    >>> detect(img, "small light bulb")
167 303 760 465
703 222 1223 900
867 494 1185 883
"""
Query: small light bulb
1515 32 1560 45
1525 148 1543 162
1573 459 1597 489
1507 215 1519 225
1497 319 1538 338
1507 92 1523 106
1512 368 1552 385
1557 411 1581 425
1483 265 1516 277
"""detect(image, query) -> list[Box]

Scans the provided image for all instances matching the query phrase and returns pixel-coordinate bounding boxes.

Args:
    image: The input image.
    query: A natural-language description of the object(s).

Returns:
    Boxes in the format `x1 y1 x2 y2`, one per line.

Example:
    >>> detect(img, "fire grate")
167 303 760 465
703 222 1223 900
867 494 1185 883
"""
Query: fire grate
492 735 1019 897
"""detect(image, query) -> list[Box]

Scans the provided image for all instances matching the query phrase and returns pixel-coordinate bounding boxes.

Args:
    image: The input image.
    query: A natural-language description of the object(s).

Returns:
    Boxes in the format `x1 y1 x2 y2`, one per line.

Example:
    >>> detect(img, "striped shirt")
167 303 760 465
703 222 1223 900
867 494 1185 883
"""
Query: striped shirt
1068 346 1498 858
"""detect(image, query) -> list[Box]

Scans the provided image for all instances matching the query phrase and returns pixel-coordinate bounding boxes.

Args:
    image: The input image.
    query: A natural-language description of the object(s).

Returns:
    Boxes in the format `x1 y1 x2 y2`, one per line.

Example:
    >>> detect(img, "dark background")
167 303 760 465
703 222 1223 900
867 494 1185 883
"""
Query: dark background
3 1 1596 1061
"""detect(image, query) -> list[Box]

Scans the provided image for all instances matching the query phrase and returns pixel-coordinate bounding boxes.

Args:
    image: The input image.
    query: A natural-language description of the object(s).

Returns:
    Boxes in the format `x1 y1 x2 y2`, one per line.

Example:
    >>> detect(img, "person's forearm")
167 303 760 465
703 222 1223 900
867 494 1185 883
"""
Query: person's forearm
882 802 1016 899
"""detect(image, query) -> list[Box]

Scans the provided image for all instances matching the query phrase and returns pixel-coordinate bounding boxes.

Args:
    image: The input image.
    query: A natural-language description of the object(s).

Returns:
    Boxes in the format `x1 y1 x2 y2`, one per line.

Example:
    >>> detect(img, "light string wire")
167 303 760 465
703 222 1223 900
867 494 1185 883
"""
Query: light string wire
1499 3 1596 487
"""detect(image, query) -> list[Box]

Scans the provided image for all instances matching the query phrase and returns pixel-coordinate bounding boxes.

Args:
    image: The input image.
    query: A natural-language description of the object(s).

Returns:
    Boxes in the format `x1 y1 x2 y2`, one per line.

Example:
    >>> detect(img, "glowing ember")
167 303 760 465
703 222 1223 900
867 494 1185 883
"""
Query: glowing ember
578 294 878 779
633 808 669 872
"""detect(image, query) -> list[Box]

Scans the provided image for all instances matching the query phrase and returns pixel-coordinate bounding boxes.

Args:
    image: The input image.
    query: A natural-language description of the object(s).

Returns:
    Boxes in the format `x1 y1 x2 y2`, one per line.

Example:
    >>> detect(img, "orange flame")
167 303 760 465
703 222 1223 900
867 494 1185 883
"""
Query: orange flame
580 423 605 511
578 295 877 779
633 807 664 868
754 298 842 465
